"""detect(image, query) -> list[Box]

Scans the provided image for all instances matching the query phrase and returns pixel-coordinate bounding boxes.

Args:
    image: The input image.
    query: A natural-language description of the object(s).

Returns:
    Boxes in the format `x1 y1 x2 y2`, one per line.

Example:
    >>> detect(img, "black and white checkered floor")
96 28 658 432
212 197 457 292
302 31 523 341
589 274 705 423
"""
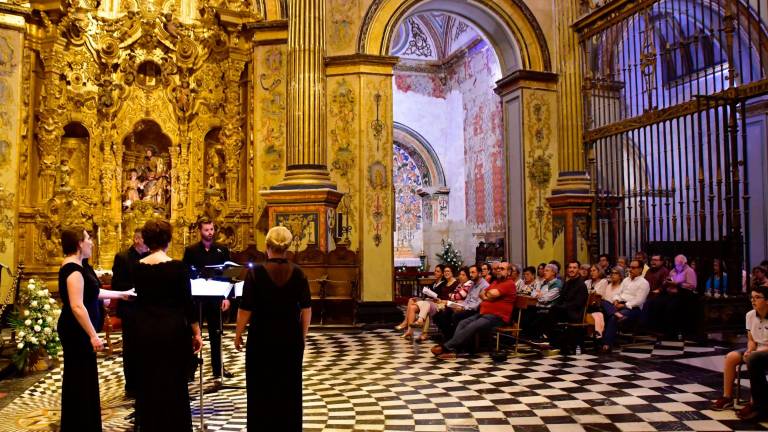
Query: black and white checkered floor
0 329 766 431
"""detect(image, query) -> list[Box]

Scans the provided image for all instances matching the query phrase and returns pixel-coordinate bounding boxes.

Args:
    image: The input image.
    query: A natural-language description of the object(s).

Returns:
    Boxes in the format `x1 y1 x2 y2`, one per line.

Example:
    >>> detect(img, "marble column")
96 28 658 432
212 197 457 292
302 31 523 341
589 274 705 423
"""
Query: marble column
275 0 335 190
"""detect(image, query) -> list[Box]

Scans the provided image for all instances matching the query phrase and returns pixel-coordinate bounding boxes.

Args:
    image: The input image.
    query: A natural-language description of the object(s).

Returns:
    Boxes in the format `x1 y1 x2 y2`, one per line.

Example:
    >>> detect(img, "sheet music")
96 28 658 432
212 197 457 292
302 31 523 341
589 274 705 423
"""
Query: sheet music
234 281 244 298
190 278 233 297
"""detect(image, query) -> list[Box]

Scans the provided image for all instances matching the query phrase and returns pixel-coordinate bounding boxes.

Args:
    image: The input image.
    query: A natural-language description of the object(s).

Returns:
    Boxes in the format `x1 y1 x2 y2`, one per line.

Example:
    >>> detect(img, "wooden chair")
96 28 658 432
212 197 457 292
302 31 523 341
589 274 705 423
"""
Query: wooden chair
558 292 601 351
494 296 538 357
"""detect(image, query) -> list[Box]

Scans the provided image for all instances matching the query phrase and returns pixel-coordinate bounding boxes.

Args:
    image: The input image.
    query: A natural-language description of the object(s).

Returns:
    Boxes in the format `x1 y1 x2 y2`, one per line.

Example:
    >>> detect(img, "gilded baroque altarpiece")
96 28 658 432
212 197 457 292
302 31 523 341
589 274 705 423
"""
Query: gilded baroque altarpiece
3 0 263 293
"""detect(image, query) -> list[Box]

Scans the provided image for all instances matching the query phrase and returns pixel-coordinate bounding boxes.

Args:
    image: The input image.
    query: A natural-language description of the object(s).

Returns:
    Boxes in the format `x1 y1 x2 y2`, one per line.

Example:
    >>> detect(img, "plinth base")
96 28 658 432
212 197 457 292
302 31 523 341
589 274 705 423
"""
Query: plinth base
259 188 344 252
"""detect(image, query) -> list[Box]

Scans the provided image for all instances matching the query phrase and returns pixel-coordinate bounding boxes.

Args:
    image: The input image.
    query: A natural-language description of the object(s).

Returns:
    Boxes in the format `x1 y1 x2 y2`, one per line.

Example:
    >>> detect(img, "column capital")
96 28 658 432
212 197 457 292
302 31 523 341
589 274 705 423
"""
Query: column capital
494 70 558 96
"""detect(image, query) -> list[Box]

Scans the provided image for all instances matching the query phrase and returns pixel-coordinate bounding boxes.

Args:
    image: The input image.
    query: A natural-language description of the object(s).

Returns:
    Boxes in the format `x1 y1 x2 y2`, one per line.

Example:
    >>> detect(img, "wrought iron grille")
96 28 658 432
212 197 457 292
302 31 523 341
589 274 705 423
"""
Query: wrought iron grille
577 0 768 291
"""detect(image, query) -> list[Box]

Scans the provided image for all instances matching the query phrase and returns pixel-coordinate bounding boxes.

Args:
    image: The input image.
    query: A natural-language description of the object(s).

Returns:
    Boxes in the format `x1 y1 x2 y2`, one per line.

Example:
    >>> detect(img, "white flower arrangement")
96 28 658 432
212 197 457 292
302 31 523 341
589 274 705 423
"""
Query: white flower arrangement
9 279 62 370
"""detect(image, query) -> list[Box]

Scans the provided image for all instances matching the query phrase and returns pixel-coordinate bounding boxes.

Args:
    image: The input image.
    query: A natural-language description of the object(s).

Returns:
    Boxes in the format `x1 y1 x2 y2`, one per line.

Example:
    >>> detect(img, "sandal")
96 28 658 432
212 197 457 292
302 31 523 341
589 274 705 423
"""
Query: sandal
401 332 413 341
394 323 407 331
418 333 430 342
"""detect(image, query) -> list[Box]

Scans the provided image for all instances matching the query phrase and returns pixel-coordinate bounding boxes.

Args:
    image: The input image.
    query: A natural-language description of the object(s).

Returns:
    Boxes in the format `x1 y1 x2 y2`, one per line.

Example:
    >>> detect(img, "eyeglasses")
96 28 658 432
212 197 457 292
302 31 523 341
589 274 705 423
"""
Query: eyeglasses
751 295 766 301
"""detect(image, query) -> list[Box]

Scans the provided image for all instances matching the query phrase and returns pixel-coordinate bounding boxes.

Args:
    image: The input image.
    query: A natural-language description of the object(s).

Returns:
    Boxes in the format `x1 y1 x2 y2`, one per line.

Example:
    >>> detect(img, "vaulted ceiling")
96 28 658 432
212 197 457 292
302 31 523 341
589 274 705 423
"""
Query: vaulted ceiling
390 13 482 62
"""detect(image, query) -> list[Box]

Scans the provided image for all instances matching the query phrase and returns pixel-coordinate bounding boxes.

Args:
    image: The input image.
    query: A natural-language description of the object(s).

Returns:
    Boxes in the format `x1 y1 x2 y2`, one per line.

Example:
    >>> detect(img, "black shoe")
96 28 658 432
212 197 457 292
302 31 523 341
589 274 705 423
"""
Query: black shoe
214 368 235 379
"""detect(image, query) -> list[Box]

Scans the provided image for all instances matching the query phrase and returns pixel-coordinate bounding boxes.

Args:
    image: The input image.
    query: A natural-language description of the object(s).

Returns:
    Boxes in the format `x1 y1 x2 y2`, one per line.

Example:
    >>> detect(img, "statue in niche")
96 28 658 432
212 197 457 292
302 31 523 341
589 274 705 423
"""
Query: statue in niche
135 146 170 207
122 168 142 208
56 158 74 192
205 147 226 195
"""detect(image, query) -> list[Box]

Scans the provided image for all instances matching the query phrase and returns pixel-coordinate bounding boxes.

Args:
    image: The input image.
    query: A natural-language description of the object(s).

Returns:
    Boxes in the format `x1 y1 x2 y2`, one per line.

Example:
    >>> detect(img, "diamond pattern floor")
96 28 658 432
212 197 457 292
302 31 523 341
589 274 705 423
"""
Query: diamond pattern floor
0 329 765 431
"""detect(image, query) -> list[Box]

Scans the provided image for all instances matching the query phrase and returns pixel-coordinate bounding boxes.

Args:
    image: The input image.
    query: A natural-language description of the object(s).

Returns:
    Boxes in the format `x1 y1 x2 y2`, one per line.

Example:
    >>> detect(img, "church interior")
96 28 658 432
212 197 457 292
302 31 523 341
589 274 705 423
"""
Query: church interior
0 0 768 430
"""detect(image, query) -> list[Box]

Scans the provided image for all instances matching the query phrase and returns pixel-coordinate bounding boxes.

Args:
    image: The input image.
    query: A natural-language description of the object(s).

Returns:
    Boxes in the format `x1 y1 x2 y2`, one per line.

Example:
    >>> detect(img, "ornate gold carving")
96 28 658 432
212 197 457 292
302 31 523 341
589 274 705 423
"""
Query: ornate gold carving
0 186 15 253
20 3 261 272
525 92 554 249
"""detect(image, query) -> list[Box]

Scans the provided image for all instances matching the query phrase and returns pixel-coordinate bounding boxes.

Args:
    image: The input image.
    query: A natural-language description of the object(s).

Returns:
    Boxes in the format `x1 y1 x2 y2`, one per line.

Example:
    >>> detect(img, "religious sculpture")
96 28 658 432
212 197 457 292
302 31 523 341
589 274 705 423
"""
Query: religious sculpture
56 159 73 192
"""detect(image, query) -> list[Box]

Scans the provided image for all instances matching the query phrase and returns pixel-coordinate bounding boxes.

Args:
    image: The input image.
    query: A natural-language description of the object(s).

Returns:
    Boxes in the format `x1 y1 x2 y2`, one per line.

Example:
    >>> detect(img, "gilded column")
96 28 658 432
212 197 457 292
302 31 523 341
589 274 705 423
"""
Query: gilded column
556 0 586 174
276 0 335 189
547 0 592 264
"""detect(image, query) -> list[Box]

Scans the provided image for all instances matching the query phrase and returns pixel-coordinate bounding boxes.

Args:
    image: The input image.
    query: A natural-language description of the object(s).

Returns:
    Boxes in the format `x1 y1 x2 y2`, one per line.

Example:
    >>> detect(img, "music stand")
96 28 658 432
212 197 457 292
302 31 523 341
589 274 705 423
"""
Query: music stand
200 262 247 392
190 279 232 432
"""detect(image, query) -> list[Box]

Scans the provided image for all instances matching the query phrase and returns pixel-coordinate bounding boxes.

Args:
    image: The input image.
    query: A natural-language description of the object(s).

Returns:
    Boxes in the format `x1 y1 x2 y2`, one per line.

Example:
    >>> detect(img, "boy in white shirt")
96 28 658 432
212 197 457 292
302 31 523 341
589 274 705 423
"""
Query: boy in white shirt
711 285 768 420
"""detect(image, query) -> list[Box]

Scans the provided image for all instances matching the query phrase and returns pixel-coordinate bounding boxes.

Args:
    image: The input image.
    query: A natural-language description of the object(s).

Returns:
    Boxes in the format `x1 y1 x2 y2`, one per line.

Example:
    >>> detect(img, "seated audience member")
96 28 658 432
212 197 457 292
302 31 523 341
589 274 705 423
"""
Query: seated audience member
634 251 650 276
431 263 516 359
710 285 768 421
597 254 612 277
548 260 562 279
433 265 489 339
705 258 728 298
519 266 538 296
585 264 607 292
395 265 445 332
547 261 589 354
600 260 650 352
616 256 628 269
480 263 493 284
536 263 547 284
523 264 562 340
648 255 699 340
752 266 767 290
644 255 669 294
579 263 590 281
405 266 459 341
591 266 626 339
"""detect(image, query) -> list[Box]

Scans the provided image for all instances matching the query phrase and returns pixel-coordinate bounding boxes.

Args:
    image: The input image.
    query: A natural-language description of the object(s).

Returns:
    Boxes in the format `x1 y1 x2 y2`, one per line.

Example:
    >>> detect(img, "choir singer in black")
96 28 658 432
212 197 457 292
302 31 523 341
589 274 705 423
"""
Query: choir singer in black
182 216 234 379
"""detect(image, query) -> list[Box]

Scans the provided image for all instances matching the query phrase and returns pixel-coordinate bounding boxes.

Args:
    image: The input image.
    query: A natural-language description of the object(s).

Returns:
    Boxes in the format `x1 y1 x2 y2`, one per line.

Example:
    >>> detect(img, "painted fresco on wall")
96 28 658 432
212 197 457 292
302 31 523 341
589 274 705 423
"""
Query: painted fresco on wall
448 41 504 236
393 144 423 252
393 40 505 238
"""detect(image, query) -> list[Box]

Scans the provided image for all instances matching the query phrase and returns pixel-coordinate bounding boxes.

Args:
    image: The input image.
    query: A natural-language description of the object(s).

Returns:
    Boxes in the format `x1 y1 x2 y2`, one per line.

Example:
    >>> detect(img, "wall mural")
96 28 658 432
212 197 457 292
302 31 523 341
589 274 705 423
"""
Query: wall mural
327 0 356 53
328 78 358 245
366 81 391 247
393 144 423 252
259 47 285 174
394 40 505 238
525 91 554 249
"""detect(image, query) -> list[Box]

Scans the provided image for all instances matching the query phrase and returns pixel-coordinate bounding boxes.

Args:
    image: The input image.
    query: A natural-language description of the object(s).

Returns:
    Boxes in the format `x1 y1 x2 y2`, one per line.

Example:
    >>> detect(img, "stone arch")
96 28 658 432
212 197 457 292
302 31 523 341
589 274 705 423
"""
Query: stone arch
393 122 446 189
358 0 552 74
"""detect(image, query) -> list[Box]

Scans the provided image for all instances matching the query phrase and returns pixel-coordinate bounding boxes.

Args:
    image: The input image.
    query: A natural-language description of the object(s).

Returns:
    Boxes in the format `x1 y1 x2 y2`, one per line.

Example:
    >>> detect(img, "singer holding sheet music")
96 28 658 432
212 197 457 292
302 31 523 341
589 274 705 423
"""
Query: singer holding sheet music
182 217 234 379
235 226 311 432
133 220 203 432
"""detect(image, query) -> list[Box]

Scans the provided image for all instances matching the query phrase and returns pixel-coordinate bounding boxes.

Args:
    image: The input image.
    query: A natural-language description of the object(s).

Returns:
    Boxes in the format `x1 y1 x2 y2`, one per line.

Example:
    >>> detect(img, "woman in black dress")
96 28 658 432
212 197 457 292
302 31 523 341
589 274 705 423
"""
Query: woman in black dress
235 226 311 431
57 228 133 432
133 220 202 432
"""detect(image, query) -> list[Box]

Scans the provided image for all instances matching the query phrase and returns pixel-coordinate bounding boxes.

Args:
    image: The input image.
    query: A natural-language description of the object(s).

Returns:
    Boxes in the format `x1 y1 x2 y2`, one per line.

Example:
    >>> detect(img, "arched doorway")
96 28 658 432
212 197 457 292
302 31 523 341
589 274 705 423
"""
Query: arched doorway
361 0 552 268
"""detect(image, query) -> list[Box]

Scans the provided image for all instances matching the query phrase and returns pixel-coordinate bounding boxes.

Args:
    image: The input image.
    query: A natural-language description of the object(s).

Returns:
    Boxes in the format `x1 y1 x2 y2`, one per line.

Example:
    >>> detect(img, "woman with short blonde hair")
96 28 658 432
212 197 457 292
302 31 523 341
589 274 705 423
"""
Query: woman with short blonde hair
235 225 311 431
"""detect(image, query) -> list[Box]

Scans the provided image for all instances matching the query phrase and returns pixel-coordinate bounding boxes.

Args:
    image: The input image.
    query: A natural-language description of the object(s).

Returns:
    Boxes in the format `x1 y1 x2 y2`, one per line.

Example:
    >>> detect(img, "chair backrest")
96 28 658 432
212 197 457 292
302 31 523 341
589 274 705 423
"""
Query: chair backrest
582 292 601 323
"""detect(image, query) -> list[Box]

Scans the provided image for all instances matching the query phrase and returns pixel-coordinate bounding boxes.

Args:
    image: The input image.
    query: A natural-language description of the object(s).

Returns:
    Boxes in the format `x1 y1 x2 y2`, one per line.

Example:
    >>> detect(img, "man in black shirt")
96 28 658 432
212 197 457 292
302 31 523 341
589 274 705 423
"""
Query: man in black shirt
183 217 233 379
548 261 588 355
112 229 149 398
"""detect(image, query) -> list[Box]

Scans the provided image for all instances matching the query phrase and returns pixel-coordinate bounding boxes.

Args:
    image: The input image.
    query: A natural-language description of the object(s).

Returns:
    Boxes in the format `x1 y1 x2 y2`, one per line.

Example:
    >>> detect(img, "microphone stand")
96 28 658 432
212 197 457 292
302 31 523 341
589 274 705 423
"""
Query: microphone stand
195 298 208 432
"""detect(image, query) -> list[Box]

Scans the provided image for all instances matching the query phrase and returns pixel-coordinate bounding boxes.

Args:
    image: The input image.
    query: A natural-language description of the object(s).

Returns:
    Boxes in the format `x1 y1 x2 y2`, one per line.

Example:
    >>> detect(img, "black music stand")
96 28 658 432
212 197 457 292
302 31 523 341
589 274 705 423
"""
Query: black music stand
190 279 232 432
200 262 247 391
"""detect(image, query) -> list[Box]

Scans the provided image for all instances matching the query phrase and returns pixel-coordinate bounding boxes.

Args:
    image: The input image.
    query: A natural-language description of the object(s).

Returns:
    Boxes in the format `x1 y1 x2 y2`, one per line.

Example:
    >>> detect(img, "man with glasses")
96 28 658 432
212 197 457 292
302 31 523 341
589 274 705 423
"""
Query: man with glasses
600 259 650 352
711 285 768 421
432 262 516 360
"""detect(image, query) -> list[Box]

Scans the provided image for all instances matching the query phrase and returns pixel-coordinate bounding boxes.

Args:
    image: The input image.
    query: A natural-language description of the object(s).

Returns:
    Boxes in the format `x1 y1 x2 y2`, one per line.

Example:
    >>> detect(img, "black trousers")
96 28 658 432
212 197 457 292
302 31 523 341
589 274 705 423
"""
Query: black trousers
433 308 477 340
645 289 703 339
120 306 138 395
190 299 224 377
